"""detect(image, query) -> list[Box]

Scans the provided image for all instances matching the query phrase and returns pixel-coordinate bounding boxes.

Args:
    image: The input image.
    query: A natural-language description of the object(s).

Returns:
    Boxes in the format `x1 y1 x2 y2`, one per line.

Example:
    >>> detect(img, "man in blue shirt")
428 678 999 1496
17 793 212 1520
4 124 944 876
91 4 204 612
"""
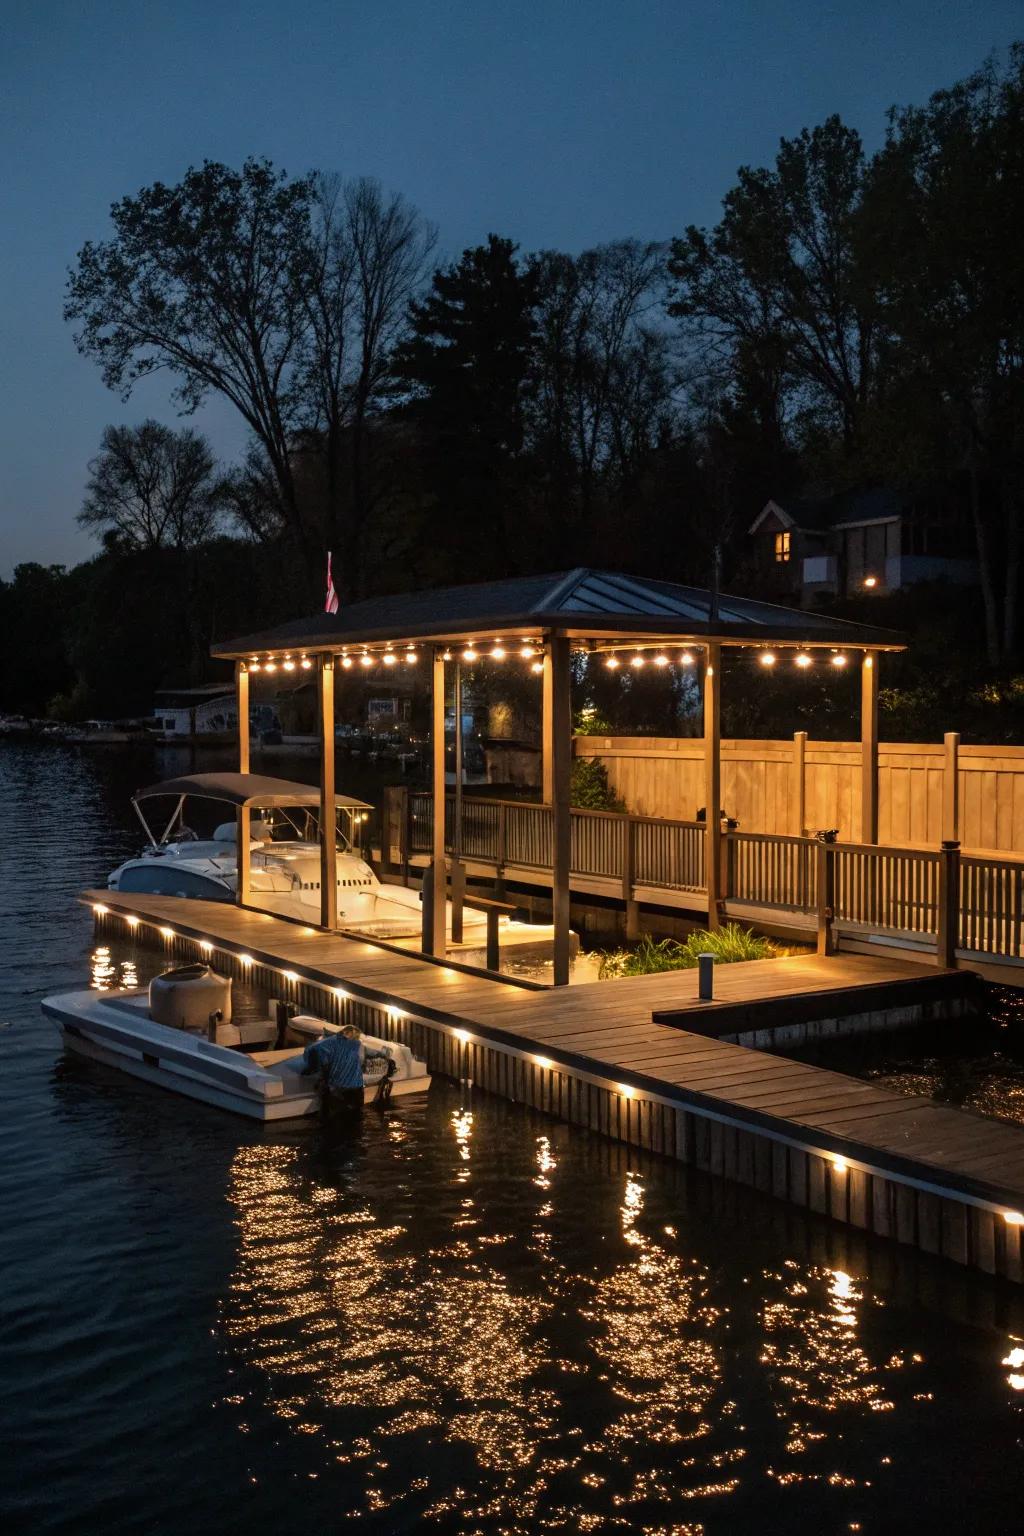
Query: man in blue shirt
301 1024 393 1114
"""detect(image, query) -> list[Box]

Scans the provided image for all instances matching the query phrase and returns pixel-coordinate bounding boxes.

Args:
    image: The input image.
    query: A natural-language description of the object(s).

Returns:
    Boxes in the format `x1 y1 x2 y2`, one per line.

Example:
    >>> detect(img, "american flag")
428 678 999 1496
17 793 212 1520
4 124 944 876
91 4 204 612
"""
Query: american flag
325 551 339 614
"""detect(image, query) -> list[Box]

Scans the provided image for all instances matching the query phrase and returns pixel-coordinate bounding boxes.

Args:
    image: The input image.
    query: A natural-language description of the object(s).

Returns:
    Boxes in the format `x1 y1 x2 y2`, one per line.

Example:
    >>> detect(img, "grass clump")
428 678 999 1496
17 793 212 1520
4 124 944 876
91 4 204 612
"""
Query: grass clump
597 923 779 979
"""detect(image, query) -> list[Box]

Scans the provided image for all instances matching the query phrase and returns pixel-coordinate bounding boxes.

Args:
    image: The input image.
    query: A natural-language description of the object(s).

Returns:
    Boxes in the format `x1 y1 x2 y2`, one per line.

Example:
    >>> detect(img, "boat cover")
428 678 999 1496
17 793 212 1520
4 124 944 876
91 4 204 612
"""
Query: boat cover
133 772 372 811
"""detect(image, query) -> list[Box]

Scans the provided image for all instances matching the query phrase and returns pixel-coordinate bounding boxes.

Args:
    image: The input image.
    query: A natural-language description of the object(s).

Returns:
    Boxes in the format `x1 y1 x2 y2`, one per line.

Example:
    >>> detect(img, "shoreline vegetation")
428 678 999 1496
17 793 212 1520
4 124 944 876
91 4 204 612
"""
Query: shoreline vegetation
595 924 781 979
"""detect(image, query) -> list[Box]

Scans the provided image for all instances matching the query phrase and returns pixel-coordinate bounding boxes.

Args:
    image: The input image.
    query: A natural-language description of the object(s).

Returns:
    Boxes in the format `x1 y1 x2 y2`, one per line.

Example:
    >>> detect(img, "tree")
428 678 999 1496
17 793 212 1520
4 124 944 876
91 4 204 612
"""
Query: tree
668 117 880 454
66 160 315 564
862 48 1024 663
396 235 540 575
79 420 223 550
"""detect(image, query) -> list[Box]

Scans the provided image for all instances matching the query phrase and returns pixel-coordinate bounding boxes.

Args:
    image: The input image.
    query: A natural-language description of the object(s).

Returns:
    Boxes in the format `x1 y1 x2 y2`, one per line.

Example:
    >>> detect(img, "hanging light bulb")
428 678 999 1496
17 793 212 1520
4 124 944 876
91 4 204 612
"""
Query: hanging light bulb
462 645 478 662
383 649 397 666
490 643 506 660
759 651 776 668
300 657 312 670
605 655 620 670
405 647 417 664
341 654 353 670
680 650 695 667
630 652 645 668
264 661 277 673
530 660 543 674
442 647 452 661
653 652 669 667
249 660 261 672
830 653 848 668
282 657 295 671
520 643 536 659
795 652 812 669
360 652 373 668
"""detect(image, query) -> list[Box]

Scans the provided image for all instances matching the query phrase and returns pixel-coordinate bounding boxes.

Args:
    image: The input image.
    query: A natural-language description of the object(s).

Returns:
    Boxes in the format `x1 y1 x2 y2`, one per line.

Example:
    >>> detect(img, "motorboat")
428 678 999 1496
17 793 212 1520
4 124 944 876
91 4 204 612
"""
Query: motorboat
42 963 431 1122
106 772 565 961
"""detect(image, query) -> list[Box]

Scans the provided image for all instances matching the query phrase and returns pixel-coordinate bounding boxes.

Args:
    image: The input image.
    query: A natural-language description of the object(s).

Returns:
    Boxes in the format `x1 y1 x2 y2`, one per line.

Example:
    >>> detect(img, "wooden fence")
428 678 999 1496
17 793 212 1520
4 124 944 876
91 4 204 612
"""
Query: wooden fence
393 789 1024 970
574 735 1024 854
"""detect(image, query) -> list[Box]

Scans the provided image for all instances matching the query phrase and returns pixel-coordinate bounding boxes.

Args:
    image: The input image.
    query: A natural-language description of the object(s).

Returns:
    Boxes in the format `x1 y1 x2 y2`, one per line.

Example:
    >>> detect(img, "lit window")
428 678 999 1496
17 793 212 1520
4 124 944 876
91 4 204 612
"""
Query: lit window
774 530 791 563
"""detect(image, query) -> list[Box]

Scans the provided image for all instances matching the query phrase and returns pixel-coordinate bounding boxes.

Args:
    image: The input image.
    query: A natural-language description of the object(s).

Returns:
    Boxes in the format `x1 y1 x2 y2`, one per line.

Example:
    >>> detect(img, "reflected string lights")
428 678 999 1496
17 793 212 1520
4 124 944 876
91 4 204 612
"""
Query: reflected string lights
212 1090 1008 1531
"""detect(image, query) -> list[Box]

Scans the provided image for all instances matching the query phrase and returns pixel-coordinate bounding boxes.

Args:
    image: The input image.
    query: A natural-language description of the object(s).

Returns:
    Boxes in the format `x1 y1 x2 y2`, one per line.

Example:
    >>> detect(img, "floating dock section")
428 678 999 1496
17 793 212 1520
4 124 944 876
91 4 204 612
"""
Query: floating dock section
85 890 1024 1284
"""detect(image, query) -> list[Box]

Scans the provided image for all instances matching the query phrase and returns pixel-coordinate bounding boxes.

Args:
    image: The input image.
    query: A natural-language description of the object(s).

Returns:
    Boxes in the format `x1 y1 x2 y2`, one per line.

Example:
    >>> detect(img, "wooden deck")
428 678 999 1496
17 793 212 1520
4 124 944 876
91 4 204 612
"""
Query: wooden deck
83 890 1024 1280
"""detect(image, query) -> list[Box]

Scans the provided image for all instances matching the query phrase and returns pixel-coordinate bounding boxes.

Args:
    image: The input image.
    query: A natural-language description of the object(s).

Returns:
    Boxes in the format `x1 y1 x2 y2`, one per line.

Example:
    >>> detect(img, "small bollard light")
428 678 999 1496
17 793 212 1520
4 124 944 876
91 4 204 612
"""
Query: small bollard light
698 952 715 1001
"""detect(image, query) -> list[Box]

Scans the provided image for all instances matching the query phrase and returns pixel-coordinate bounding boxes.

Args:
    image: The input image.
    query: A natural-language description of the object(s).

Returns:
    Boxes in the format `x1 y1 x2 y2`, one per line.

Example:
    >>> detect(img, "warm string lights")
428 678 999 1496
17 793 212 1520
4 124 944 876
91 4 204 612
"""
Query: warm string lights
242 641 860 674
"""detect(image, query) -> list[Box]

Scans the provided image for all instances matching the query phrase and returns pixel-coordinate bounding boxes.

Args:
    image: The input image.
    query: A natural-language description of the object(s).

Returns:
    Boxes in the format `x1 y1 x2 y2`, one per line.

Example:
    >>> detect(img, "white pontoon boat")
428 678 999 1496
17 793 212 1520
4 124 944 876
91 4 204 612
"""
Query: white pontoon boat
106 772 563 960
43 963 430 1122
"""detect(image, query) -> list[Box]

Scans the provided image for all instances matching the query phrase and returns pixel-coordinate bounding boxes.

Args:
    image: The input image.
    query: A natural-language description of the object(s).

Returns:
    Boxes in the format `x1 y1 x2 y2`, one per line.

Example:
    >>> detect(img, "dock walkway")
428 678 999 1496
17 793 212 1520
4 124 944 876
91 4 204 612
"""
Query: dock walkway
84 890 1024 1282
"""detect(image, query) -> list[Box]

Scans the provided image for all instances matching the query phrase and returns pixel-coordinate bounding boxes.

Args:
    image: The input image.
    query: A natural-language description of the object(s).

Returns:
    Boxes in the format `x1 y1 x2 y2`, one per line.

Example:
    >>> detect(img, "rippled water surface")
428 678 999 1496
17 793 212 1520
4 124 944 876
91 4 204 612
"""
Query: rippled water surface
3 744 1024 1535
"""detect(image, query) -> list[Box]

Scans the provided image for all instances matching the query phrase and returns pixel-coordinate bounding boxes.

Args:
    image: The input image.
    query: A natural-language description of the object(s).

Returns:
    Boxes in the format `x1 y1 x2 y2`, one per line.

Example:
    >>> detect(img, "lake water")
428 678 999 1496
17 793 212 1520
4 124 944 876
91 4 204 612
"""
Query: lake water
3 742 1024 1534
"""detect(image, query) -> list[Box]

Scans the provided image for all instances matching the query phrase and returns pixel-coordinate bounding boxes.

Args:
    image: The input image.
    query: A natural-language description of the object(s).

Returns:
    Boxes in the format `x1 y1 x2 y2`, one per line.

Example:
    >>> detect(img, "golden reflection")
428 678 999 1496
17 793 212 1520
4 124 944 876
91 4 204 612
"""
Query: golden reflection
1002 1339 1024 1391
90 946 140 992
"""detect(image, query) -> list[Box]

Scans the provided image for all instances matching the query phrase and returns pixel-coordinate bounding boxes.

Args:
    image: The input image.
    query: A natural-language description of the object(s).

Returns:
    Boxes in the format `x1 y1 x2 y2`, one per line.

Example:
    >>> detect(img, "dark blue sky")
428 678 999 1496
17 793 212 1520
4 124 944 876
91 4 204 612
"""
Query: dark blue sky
2 0 1020 571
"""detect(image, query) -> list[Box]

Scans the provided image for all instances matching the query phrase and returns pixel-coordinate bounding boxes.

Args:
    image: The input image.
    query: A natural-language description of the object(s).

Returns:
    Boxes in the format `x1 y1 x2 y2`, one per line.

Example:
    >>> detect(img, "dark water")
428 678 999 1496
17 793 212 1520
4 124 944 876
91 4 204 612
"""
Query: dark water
3 744 1024 1535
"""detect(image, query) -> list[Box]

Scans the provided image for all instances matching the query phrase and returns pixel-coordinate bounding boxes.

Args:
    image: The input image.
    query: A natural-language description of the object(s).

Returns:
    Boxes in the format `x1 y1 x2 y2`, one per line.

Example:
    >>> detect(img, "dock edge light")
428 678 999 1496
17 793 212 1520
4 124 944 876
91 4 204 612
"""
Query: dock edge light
618 1082 636 1099
238 953 253 966
334 987 348 1002
93 902 108 915
832 1155 848 1173
199 939 212 953
1005 1210 1024 1226
125 914 139 929
159 926 175 940
533 1055 554 1070
454 1028 471 1043
282 970 299 983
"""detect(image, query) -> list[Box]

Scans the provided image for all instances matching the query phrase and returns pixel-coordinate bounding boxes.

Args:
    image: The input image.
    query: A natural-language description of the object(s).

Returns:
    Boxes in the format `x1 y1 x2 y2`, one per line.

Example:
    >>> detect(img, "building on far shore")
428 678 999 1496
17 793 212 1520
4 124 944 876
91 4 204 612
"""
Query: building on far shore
153 683 278 739
748 487 978 604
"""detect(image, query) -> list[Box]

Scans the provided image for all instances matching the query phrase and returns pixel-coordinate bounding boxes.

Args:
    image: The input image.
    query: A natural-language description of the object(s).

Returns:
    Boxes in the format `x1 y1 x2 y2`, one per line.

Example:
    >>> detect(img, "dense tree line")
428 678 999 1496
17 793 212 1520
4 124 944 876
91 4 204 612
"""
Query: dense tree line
3 45 1022 736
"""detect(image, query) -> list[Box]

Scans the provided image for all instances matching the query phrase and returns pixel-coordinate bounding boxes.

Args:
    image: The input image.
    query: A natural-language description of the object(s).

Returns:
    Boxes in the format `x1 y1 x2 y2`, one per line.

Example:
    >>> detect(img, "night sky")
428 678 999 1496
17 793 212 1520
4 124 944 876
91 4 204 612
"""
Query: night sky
2 0 1020 571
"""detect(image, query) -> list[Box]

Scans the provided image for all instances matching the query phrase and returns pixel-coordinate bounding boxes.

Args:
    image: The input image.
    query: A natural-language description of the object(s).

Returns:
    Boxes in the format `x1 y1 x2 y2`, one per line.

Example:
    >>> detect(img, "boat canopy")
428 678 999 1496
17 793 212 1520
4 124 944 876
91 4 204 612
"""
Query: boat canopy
133 772 372 811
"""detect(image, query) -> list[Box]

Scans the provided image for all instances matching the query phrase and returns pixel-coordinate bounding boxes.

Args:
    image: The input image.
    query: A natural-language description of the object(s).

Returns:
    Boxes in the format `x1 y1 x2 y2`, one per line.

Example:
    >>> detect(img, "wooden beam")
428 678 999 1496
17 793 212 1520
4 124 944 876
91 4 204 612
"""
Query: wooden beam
861 651 879 844
943 731 960 843
704 641 722 930
319 655 337 930
235 662 250 907
236 662 250 774
792 730 807 837
429 646 448 957
550 635 572 985
541 649 554 803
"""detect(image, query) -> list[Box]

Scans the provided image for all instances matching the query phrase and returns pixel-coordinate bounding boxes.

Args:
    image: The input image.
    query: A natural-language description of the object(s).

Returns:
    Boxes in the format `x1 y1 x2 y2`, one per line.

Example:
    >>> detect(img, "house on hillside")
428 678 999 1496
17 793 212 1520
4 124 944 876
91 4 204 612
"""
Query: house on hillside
748 488 977 604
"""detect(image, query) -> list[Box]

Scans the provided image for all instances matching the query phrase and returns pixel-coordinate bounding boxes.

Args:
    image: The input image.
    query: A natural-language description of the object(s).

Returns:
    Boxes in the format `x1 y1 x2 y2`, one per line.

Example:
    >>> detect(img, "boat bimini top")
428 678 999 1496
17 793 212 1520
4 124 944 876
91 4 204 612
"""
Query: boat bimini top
131 772 372 848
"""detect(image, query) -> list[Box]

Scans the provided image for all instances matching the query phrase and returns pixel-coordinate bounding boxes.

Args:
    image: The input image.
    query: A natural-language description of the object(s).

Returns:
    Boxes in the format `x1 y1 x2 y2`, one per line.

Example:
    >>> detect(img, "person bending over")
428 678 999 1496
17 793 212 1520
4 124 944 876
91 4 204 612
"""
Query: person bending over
301 1024 393 1114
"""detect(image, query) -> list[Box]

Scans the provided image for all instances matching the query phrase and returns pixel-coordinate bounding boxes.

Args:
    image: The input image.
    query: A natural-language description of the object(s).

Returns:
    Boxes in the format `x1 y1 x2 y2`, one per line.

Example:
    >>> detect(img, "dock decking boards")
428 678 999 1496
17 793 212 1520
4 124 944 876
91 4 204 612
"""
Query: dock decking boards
82 890 1024 1280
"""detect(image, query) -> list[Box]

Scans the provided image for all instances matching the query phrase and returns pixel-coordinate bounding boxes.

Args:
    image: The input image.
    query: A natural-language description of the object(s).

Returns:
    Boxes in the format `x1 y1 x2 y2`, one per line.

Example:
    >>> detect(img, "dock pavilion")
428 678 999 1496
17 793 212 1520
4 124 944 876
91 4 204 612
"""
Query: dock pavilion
212 568 902 985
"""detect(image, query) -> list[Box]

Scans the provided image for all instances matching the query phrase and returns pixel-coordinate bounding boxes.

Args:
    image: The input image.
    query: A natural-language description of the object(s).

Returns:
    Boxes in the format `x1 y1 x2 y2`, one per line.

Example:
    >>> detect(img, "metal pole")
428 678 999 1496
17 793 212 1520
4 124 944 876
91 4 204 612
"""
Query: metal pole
428 647 448 957
704 641 722 930
861 652 879 844
550 635 572 985
318 655 337 930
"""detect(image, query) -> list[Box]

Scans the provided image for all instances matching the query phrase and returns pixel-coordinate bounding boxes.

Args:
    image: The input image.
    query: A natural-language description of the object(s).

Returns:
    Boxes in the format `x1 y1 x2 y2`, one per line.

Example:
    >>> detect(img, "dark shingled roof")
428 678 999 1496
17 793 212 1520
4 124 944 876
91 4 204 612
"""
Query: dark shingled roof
212 568 902 656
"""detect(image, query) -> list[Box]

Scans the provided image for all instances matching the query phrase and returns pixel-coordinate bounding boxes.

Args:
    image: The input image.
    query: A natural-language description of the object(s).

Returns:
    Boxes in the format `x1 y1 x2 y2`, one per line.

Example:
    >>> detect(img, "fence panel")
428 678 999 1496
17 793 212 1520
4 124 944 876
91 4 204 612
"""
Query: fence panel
634 818 705 891
570 811 626 878
960 856 1024 959
832 844 939 936
727 832 817 912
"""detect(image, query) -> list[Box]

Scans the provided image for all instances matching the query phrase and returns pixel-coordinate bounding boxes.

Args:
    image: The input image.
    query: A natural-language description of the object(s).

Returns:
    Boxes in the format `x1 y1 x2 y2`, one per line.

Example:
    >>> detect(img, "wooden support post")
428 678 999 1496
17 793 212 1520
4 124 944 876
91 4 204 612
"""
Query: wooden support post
792 730 807 837
943 732 960 844
235 662 251 907
937 840 961 969
236 662 250 774
550 634 572 985
861 652 879 844
816 838 836 956
486 909 500 973
427 647 448 957
704 641 722 930
318 656 337 930
541 649 554 804
450 858 466 944
623 815 639 941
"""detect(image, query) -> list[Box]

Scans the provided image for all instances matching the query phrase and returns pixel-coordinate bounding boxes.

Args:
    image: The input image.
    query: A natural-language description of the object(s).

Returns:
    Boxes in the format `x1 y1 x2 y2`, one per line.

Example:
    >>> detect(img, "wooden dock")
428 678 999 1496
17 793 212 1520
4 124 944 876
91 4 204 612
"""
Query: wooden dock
83 890 1024 1283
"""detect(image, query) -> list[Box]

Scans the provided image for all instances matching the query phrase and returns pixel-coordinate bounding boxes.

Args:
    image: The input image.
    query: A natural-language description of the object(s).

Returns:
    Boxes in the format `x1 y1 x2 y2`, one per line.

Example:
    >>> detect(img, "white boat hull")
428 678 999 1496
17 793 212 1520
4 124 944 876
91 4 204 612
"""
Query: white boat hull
42 991 430 1123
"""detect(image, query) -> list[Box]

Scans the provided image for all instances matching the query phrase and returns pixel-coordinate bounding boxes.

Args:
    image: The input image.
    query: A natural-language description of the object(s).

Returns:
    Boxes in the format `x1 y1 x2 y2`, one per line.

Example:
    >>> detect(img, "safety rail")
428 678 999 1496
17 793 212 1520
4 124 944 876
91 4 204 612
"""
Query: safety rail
393 788 1024 968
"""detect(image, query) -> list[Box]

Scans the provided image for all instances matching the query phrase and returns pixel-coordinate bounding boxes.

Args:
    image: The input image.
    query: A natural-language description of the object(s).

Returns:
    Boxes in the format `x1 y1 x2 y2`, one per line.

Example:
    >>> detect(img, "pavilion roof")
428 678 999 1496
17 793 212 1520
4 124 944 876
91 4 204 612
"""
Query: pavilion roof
211 567 902 657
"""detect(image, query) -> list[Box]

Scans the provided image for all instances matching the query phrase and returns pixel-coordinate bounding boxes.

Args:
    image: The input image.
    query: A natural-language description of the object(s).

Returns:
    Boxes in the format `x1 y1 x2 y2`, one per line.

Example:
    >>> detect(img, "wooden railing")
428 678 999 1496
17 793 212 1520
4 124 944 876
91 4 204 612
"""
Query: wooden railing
394 789 1024 968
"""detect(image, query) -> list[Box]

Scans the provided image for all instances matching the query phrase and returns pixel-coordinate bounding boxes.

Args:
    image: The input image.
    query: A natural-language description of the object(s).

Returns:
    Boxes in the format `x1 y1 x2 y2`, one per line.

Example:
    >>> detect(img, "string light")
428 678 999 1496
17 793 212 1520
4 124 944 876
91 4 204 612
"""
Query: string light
653 652 669 667
795 652 812 668
264 661 277 673
383 649 397 666
759 651 776 667
405 647 417 663
863 575 878 589
531 660 544 674
630 652 645 669
490 644 506 660
249 659 261 672
520 643 536 659
831 653 848 668
341 654 353 669
359 652 373 668
282 658 295 671
442 648 452 661
462 645 478 662
680 650 695 666
300 657 312 670
605 655 620 669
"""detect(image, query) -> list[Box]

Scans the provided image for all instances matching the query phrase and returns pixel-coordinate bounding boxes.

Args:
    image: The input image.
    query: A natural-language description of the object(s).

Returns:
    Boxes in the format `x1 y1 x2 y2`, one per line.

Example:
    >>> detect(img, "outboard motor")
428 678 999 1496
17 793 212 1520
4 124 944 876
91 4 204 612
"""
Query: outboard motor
149 964 232 1033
